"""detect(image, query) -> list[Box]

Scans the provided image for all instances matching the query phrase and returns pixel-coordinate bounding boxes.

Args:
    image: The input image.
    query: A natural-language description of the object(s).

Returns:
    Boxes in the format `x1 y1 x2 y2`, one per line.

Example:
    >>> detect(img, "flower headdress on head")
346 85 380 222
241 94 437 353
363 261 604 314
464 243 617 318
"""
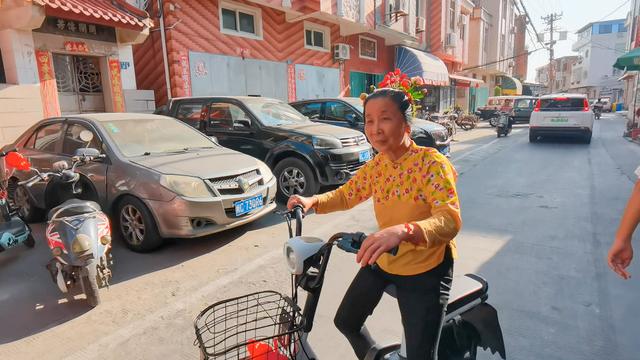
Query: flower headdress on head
377 68 427 116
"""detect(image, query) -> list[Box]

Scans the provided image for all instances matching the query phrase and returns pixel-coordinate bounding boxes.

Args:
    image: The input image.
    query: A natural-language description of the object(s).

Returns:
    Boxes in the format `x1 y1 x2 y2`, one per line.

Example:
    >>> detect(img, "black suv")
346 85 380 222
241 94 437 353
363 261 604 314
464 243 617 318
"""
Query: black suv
164 96 373 202
290 97 451 156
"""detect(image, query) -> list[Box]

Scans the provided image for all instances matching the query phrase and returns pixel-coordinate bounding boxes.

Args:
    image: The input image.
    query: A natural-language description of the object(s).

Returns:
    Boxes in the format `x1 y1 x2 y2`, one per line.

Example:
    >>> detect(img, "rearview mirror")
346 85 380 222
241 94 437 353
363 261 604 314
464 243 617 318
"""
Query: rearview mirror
53 160 69 172
79 130 94 143
234 119 251 129
74 147 101 158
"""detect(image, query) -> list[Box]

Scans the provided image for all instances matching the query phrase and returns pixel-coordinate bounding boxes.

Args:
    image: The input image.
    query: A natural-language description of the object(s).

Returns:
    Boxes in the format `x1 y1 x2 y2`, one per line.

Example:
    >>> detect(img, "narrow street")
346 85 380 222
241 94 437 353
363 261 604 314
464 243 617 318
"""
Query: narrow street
1 114 638 359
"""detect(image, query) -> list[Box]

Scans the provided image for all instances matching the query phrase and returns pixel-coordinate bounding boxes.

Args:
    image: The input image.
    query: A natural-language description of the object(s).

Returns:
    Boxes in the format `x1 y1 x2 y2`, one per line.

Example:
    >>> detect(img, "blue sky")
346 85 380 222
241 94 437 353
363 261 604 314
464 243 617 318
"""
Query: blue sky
523 0 630 82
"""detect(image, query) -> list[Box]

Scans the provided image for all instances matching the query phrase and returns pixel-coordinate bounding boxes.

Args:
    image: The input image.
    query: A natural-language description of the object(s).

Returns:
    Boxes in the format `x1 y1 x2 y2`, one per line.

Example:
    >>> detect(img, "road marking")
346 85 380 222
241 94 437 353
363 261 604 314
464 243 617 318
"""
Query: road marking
451 129 524 162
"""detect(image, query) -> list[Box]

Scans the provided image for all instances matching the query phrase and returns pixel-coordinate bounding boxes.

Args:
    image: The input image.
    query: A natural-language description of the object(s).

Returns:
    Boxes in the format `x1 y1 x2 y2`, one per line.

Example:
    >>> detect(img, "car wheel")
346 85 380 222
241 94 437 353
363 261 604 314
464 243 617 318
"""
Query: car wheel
583 134 592 144
274 158 319 203
10 182 44 223
529 132 537 143
116 196 163 252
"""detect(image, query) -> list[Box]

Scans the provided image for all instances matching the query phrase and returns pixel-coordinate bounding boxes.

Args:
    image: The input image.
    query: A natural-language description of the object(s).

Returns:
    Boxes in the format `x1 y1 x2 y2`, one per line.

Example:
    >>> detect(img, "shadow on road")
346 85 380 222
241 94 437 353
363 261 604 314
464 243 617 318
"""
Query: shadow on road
0 207 286 344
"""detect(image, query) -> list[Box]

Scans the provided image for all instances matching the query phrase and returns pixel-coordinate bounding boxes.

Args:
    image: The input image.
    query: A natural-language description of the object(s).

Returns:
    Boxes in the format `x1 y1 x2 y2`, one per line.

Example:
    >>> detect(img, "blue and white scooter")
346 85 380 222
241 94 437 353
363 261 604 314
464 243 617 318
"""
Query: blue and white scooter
0 149 35 253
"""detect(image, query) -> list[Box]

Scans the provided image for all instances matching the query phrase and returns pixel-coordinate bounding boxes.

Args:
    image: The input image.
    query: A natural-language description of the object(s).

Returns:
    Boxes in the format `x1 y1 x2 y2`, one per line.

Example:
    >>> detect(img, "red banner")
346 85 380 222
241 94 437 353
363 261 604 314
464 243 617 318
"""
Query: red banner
35 50 61 118
287 64 296 102
108 58 125 112
179 55 192 97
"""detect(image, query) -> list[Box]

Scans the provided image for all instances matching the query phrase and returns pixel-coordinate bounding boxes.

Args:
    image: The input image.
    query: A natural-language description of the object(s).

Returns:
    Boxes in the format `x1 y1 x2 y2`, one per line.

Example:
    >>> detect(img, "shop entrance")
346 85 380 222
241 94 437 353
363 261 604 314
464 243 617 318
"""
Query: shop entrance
53 54 105 114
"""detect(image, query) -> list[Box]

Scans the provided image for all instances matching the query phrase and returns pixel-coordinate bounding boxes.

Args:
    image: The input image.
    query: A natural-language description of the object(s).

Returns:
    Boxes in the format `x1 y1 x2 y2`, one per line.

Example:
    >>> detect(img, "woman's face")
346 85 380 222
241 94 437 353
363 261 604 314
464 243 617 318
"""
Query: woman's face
364 97 410 154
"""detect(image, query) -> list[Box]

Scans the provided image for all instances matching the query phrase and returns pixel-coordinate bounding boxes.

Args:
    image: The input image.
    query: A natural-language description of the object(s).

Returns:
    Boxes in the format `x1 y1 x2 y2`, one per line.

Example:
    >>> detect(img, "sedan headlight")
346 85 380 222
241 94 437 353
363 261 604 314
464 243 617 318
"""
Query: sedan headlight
160 175 212 198
312 136 342 149
257 161 274 182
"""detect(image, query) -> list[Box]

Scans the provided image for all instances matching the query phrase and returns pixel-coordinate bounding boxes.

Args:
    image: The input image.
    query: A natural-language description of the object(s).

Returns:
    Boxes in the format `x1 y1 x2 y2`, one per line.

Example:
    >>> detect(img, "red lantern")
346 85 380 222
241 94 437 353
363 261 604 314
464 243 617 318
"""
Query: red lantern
5 151 31 171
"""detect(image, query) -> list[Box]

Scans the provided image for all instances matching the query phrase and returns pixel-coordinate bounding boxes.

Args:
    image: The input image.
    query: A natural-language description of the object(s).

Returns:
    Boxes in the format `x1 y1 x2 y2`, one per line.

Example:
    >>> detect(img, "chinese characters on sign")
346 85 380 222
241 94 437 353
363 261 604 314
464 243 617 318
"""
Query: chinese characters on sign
64 41 89 53
179 55 192 97
35 50 61 118
56 19 97 35
108 58 125 112
288 64 296 102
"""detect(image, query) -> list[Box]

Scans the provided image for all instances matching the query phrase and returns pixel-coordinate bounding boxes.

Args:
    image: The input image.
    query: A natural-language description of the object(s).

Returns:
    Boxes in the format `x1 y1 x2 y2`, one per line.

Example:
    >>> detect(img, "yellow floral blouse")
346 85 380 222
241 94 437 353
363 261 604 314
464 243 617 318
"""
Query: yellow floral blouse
315 141 462 275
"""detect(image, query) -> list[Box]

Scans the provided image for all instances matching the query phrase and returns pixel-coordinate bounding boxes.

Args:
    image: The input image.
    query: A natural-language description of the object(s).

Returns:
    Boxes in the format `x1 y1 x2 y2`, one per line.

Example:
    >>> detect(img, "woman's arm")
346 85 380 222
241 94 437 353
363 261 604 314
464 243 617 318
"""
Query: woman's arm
411 156 462 248
313 161 374 214
608 180 640 279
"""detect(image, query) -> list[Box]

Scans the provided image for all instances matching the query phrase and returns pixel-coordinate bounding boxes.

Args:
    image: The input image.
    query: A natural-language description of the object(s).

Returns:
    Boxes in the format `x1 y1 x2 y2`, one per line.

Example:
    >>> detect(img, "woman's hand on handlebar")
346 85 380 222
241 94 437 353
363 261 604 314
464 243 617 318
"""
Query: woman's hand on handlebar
356 225 407 266
286 195 318 214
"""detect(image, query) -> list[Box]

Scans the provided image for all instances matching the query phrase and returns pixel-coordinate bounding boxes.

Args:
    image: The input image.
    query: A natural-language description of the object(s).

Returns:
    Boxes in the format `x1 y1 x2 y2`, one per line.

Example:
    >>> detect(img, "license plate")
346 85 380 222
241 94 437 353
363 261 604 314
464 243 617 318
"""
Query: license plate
549 117 568 123
234 195 263 216
359 150 371 162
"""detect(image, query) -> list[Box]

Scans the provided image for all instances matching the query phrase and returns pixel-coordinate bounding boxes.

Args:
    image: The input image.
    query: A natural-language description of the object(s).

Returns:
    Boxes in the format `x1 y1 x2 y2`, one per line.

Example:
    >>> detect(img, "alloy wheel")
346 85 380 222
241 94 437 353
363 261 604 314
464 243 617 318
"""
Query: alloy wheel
120 205 146 246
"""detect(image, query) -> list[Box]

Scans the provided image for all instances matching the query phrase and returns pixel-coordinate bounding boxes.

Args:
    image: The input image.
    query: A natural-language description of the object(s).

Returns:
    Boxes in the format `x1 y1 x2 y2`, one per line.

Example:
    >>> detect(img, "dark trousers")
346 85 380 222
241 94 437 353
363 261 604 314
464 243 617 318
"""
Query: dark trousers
334 249 454 360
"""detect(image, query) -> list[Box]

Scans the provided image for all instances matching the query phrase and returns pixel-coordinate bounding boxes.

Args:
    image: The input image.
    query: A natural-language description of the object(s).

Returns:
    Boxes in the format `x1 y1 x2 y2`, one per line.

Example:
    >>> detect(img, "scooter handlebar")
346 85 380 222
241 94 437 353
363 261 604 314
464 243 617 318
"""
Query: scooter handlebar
334 232 399 256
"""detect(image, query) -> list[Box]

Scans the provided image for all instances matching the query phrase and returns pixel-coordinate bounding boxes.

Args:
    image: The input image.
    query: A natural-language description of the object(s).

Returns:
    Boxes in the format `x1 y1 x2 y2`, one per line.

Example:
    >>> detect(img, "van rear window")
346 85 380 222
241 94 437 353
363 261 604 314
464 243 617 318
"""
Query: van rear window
539 98 585 111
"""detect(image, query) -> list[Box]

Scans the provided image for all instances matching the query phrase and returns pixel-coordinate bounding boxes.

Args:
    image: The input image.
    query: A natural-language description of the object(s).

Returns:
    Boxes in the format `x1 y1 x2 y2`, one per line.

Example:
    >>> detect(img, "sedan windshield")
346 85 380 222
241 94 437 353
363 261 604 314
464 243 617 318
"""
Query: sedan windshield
101 117 217 157
244 99 310 126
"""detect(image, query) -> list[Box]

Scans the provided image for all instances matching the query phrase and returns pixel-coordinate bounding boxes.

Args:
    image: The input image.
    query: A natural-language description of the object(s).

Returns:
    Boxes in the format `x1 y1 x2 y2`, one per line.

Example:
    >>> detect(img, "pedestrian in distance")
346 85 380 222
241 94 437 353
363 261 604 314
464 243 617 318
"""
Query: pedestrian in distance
607 166 640 280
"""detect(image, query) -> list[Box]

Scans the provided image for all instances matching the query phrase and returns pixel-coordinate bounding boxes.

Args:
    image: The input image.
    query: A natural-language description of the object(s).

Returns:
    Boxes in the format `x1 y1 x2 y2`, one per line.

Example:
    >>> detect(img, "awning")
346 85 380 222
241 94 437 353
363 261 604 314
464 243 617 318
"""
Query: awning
33 0 151 30
450 74 484 87
497 75 522 95
395 47 450 87
618 71 638 81
614 47 640 71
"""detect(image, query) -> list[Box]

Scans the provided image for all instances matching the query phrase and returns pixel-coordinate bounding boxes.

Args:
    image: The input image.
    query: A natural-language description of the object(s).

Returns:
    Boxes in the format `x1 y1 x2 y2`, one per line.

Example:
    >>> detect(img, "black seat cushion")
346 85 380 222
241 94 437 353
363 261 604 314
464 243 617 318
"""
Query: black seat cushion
48 199 101 220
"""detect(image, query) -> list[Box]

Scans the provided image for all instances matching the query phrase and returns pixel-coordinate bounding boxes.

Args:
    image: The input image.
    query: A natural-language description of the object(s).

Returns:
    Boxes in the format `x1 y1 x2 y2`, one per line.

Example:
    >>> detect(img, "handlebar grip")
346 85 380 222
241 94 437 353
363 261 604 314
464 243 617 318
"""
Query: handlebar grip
292 205 304 237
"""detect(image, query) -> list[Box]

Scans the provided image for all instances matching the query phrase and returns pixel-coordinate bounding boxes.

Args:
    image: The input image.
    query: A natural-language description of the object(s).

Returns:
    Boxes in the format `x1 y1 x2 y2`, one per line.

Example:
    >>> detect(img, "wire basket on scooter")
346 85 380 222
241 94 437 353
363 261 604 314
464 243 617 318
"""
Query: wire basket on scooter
194 290 304 359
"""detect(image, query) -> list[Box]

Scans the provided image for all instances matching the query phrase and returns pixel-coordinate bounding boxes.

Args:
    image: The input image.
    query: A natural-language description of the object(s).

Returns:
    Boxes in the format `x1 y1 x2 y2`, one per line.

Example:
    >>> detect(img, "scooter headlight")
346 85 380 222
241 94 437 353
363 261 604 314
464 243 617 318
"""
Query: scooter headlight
71 234 92 255
283 236 325 275
100 235 111 246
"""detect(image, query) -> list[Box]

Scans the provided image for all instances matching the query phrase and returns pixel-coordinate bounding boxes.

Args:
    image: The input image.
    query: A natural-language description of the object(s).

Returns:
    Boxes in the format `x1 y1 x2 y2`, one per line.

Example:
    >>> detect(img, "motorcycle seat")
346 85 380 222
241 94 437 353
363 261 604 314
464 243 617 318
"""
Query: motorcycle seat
0 217 28 234
382 273 487 319
48 199 101 220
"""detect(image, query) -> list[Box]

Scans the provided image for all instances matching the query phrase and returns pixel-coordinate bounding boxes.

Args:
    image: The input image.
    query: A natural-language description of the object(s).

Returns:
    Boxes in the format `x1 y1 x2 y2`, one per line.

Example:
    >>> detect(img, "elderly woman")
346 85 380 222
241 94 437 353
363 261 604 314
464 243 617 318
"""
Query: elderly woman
287 88 461 360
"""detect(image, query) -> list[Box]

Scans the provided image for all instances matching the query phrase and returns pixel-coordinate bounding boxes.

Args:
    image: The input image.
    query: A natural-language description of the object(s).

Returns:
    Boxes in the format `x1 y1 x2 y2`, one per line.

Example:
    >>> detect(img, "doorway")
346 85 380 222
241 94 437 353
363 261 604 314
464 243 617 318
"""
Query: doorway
52 54 105 114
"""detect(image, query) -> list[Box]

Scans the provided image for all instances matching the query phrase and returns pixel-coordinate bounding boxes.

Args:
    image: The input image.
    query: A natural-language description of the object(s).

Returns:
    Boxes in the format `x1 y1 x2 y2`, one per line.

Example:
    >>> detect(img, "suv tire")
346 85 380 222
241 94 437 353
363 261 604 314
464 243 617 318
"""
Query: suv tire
529 132 537 143
274 158 319 203
116 196 163 252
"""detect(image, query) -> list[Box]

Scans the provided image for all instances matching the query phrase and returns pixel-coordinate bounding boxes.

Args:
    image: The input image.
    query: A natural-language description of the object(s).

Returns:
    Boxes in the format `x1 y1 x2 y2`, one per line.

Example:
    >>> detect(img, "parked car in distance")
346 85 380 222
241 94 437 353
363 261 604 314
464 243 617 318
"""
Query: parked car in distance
529 93 594 144
289 97 451 156
164 96 373 202
510 96 538 123
2 113 277 252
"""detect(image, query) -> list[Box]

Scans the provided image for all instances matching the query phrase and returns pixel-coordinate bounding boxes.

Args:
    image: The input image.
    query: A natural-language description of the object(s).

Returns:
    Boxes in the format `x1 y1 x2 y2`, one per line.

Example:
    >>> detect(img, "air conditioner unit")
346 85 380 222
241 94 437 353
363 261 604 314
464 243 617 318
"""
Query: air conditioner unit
333 43 350 61
445 32 457 47
394 0 409 16
416 16 426 33
459 15 467 25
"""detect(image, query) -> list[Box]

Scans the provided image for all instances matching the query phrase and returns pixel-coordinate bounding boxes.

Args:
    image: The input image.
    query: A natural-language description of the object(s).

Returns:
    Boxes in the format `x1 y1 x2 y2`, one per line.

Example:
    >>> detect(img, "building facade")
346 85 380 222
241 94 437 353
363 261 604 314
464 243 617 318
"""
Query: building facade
570 19 626 101
133 0 438 109
0 0 153 145
535 55 579 93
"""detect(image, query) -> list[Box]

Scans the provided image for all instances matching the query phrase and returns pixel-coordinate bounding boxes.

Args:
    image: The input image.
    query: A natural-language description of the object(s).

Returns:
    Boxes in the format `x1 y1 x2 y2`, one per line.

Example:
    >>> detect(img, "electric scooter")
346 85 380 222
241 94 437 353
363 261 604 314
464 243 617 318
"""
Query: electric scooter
194 207 506 360
0 149 35 253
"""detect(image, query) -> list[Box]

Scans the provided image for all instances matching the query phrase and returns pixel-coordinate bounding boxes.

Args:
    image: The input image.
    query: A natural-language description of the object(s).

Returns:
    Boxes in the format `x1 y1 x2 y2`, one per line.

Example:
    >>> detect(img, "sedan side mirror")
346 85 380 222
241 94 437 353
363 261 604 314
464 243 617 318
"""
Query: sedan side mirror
74 148 101 158
234 119 251 129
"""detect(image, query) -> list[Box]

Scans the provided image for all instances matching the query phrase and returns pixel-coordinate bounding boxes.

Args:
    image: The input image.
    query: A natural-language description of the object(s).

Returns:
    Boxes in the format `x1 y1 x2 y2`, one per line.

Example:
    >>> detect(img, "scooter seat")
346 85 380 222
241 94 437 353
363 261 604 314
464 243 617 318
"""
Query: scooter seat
48 199 101 220
0 217 28 234
446 274 488 318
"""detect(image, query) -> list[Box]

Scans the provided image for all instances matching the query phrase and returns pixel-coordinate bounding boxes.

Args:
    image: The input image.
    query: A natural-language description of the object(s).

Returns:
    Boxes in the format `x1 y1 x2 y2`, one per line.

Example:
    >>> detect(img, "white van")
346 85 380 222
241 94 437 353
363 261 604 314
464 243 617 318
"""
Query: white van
529 94 594 144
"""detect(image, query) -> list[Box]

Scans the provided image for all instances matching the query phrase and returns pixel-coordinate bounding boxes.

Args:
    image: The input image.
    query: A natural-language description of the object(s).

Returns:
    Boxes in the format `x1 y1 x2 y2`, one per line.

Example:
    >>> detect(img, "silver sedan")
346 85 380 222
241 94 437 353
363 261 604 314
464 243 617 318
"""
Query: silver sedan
4 113 277 252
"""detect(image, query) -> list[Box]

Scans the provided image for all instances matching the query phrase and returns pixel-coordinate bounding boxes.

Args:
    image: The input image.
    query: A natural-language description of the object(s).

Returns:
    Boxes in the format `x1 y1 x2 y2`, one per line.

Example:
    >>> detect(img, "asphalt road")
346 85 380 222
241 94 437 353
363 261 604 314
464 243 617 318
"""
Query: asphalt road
1 114 638 360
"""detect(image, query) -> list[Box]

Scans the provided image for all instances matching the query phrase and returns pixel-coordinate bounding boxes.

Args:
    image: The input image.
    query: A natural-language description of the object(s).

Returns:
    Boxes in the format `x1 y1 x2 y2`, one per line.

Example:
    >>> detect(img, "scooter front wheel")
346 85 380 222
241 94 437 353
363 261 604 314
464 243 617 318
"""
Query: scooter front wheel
81 260 101 307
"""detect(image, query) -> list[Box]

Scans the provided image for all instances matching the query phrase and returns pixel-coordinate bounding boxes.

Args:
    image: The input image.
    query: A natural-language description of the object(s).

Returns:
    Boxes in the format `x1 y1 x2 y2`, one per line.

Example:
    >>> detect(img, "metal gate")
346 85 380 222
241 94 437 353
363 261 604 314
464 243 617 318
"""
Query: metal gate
53 54 105 114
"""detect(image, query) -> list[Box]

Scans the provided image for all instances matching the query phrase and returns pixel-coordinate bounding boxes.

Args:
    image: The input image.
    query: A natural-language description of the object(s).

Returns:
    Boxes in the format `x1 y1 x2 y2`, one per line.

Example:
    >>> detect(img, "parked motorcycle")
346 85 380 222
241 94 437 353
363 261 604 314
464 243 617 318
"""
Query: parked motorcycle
0 150 35 253
194 207 506 360
20 144 112 307
456 114 479 130
496 112 512 138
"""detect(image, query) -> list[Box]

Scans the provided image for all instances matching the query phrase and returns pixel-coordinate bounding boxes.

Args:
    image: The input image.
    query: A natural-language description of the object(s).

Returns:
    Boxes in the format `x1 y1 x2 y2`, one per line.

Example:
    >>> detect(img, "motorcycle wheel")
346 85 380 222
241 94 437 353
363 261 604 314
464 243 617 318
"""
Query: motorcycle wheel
459 122 472 130
24 233 35 248
81 260 101 307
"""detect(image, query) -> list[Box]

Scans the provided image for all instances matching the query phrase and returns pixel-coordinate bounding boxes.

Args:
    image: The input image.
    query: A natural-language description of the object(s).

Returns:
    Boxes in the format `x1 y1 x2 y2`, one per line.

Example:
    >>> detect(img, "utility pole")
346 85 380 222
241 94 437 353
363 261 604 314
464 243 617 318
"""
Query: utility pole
542 13 562 93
